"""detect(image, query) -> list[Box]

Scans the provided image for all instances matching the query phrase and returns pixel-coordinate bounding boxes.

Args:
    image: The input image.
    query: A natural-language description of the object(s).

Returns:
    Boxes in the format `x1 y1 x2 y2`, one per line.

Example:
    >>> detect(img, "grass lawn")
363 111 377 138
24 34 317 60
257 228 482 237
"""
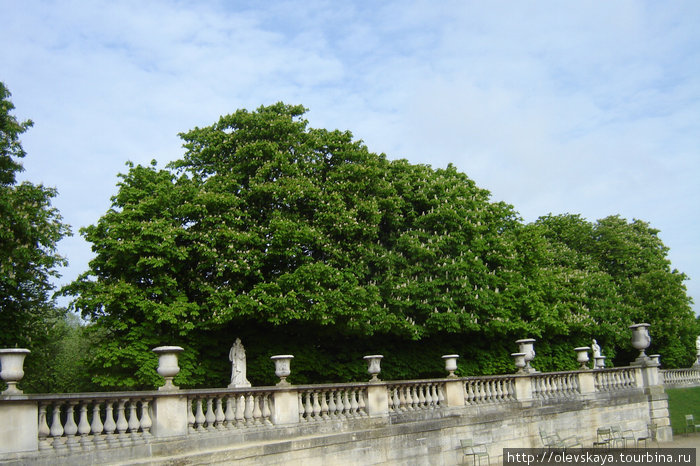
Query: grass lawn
665 386 700 434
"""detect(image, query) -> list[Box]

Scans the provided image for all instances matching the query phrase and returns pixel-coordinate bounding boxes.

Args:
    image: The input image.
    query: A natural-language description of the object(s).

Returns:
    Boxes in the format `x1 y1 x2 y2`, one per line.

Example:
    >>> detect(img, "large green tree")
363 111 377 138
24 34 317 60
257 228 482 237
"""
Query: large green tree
0 82 71 391
66 103 698 390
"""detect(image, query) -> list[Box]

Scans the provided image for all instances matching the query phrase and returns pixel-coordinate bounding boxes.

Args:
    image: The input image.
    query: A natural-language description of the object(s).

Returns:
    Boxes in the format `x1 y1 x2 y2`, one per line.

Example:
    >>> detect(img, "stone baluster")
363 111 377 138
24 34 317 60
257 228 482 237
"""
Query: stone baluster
194 398 206 431
90 401 105 446
319 391 329 419
103 401 117 446
253 394 263 424
392 387 401 412
63 402 79 450
225 396 236 428
262 394 272 425
38 403 51 450
116 399 129 445
235 394 245 426
77 402 91 448
205 397 216 430
214 398 225 430
187 399 196 432
50 403 65 450
140 400 152 439
244 394 254 426
358 389 367 416
128 400 141 442
312 392 321 420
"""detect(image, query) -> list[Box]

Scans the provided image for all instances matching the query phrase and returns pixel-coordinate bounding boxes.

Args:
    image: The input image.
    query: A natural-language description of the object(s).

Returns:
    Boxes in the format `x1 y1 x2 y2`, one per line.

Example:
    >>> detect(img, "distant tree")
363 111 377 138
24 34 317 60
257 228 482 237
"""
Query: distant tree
0 82 71 391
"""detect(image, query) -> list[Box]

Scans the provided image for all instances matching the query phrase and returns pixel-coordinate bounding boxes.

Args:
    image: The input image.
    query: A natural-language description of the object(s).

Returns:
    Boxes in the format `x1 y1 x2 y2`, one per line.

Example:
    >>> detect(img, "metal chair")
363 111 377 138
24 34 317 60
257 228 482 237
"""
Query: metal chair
611 426 635 448
461 439 490 465
685 415 700 434
637 423 659 448
594 427 612 448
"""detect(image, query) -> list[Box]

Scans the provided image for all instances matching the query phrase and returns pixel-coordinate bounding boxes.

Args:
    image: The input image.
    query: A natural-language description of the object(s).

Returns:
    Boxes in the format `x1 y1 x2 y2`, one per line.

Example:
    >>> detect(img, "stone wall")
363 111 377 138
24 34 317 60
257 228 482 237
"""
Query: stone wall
0 365 674 466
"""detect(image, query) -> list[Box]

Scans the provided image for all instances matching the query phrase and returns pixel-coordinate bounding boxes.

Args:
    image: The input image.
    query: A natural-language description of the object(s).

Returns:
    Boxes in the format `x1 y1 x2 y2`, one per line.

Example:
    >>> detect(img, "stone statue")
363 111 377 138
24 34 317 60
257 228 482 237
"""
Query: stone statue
591 339 601 359
228 338 251 388
696 335 700 352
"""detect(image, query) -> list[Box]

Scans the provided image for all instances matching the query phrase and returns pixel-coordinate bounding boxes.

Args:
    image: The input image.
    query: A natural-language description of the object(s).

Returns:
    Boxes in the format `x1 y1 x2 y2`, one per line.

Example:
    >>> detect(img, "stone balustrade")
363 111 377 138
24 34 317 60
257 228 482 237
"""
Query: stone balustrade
660 368 700 387
0 333 684 464
296 383 368 421
386 380 445 412
594 366 640 392
463 375 516 404
187 388 275 431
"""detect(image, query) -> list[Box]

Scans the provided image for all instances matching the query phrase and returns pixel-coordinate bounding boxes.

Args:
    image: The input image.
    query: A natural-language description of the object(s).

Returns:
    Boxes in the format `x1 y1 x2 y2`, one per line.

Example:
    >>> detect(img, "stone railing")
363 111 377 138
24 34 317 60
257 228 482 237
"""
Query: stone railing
297 383 368 421
386 379 445 412
0 335 679 463
594 366 639 392
531 371 581 399
463 375 516 404
660 368 700 387
187 387 275 431
33 391 155 452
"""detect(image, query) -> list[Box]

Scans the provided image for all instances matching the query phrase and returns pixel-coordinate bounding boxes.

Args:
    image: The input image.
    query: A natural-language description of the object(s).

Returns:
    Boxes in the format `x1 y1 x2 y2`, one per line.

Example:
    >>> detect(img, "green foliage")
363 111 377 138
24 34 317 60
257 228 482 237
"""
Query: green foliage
0 82 71 368
64 103 698 389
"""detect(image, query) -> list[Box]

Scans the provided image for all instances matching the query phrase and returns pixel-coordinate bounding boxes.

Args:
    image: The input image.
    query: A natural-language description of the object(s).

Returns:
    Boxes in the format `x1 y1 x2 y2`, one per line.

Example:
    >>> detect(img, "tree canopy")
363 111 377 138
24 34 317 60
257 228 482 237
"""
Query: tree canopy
64 103 698 390
0 82 71 391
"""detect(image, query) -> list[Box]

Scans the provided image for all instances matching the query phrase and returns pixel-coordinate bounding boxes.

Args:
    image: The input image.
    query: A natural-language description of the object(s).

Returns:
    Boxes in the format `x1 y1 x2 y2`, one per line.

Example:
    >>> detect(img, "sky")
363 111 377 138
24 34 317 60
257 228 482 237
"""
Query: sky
2 1 699 316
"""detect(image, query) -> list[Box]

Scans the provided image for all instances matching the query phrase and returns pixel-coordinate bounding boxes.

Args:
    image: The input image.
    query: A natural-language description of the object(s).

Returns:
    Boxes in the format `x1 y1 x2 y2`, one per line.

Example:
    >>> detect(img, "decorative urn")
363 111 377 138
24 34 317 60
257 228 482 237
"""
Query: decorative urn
270 355 294 386
152 346 184 390
0 348 31 394
515 338 537 373
442 354 459 378
363 355 383 382
574 347 590 370
511 353 527 374
629 323 651 365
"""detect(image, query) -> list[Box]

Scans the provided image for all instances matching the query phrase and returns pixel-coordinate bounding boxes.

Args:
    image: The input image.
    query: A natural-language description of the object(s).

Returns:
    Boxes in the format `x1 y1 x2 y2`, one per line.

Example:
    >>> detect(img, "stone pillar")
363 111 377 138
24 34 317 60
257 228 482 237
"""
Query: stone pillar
443 379 465 407
271 388 299 425
366 383 389 417
0 399 38 454
577 371 595 395
513 375 533 401
150 394 189 438
638 362 672 442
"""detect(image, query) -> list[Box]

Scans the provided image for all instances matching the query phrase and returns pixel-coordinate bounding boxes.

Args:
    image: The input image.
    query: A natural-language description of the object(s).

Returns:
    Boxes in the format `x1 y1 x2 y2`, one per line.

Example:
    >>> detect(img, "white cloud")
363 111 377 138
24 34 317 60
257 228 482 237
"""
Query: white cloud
1 0 698 313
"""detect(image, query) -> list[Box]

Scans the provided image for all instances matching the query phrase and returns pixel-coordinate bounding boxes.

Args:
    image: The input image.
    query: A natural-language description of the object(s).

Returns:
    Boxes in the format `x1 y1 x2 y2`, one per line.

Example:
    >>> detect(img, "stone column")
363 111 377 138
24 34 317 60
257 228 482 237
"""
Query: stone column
513 375 533 401
271 388 300 425
150 394 189 438
365 383 389 417
0 398 38 454
443 379 465 407
577 371 595 395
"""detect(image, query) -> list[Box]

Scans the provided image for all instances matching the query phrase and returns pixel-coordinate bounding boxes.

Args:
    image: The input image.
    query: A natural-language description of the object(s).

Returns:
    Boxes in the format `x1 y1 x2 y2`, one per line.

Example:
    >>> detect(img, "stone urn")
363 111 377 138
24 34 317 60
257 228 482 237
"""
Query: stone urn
363 355 383 382
515 338 537 373
271 355 294 386
649 354 661 367
152 346 183 390
594 356 607 369
574 347 590 370
442 354 459 378
629 323 651 365
511 352 527 374
0 348 31 395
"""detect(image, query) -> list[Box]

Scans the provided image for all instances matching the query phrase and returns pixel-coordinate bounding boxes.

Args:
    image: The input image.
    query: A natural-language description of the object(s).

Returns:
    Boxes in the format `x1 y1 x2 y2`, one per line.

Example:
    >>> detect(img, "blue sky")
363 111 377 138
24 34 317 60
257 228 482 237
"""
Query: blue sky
2 1 699 315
